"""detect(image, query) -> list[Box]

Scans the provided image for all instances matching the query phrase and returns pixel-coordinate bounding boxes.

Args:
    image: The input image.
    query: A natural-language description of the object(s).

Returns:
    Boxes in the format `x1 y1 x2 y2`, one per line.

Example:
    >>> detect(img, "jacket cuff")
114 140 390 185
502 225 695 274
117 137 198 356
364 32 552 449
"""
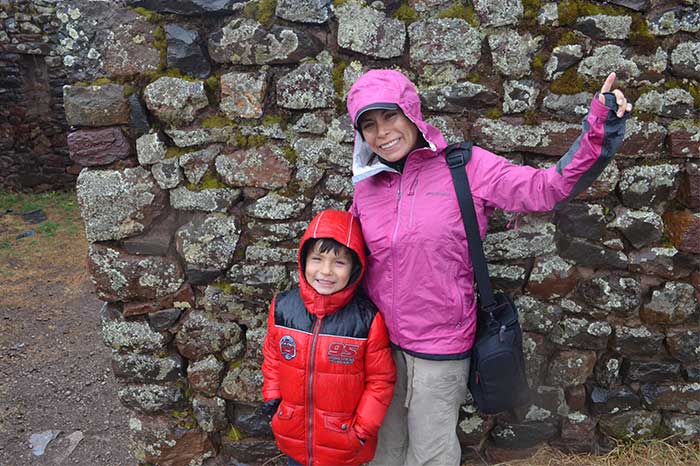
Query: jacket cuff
591 92 616 118
353 422 371 440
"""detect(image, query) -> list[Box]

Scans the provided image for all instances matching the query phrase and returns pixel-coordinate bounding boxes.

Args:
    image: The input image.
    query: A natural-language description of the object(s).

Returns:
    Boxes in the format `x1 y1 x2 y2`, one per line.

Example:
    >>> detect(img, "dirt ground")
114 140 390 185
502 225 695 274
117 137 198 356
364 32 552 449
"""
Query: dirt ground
0 192 132 466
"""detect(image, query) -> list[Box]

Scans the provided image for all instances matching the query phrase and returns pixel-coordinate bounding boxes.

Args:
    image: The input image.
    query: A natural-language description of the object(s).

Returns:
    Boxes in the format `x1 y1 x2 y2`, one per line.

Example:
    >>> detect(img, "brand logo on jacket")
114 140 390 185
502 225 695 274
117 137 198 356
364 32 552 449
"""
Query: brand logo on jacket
280 335 297 360
426 191 450 196
327 342 359 365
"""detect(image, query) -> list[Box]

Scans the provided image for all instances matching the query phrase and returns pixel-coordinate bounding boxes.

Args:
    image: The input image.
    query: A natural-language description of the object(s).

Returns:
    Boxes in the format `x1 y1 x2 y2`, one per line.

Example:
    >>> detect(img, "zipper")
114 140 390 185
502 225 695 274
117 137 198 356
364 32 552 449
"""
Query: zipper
390 175 403 345
407 172 420 228
306 316 323 466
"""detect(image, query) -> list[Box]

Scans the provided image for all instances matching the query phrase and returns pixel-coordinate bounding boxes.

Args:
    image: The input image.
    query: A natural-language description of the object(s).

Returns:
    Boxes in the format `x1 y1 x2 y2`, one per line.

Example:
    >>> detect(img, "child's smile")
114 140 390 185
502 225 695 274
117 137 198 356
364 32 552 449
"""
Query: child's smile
304 242 353 295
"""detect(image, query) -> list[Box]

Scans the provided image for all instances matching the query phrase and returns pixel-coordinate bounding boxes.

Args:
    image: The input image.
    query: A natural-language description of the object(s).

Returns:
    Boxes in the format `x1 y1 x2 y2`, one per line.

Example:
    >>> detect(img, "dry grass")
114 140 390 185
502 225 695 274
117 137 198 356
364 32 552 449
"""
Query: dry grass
470 438 700 466
0 190 88 307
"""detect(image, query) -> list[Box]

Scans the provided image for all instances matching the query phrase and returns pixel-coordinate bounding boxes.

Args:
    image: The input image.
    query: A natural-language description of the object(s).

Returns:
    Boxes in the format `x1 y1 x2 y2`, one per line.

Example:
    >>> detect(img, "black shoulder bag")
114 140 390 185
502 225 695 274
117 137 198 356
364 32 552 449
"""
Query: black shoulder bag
445 142 531 414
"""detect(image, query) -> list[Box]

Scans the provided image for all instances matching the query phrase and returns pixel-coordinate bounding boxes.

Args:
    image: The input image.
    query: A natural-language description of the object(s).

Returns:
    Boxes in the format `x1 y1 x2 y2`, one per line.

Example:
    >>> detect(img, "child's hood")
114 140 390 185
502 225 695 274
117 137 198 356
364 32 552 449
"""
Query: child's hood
297 209 366 317
346 69 448 184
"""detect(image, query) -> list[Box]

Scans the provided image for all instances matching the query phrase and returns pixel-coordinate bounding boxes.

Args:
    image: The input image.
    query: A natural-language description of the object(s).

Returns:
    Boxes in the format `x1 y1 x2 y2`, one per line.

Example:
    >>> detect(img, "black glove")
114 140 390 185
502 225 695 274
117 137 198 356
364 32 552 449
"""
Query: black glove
260 398 281 418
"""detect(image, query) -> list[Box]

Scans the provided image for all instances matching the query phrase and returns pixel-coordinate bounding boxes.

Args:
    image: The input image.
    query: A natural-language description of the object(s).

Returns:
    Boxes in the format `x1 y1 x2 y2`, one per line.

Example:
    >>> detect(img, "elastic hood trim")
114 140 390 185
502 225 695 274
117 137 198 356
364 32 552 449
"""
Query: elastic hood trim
347 69 447 185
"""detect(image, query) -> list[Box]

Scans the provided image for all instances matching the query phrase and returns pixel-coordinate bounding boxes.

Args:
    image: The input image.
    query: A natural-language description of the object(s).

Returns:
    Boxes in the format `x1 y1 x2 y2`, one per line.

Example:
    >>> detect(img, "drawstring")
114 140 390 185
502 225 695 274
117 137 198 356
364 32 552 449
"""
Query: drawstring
506 213 521 230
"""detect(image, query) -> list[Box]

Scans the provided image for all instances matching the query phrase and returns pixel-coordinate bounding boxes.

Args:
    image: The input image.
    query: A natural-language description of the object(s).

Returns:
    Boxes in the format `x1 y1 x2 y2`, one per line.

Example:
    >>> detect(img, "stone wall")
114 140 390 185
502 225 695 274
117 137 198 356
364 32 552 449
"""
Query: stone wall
63 0 700 464
0 0 75 192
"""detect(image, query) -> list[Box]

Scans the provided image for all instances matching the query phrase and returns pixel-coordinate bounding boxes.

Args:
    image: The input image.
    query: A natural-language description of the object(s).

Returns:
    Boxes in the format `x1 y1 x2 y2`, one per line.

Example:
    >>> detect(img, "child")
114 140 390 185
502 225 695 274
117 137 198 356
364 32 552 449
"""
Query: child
261 209 396 466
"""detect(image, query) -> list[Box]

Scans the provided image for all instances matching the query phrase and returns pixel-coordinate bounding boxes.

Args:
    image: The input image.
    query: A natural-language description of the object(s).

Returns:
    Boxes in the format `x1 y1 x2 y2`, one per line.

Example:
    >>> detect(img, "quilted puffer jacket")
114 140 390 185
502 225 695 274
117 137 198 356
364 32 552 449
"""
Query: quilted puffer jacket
262 209 396 466
348 69 628 359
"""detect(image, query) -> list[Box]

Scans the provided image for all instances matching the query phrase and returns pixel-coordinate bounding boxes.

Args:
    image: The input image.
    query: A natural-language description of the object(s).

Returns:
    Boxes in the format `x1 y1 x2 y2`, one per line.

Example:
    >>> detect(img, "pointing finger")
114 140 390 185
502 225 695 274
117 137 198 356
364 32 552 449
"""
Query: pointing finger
600 72 616 94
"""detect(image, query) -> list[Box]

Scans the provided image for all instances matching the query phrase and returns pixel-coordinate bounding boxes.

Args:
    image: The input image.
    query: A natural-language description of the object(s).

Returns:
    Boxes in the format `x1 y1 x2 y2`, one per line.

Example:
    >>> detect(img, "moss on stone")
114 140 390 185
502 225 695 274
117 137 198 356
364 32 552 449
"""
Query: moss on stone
243 0 277 28
466 73 481 83
201 113 235 128
212 280 236 294
170 408 198 430
145 68 200 83
523 109 540 125
152 25 168 70
629 15 656 53
130 6 165 23
92 77 113 86
557 0 626 26
234 132 268 149
263 113 287 129
532 52 547 70
550 68 586 94
687 84 700 107
248 134 268 147
332 60 347 100
394 3 419 24
332 0 349 7
165 146 188 159
485 107 503 119
205 75 220 94
225 425 244 441
186 170 227 191
276 179 304 199
281 144 298 164
258 0 277 27
438 3 479 27
522 0 544 26
122 84 135 97
557 31 579 46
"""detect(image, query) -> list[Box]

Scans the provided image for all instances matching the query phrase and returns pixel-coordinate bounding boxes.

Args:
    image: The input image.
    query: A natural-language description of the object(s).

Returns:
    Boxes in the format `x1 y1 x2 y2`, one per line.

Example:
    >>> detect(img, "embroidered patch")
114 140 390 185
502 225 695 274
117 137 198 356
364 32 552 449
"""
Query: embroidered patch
280 335 297 360
327 342 359 365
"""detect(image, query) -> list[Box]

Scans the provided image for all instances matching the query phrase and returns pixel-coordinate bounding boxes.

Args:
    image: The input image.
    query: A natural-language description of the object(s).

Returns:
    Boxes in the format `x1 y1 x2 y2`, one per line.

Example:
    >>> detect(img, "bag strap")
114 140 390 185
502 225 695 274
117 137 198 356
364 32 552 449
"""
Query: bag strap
444 142 498 312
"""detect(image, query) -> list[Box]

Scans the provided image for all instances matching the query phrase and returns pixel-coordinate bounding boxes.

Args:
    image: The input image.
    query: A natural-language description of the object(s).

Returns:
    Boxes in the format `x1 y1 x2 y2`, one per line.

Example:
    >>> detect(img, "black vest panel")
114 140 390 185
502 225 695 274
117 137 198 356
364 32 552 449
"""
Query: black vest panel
274 289 378 339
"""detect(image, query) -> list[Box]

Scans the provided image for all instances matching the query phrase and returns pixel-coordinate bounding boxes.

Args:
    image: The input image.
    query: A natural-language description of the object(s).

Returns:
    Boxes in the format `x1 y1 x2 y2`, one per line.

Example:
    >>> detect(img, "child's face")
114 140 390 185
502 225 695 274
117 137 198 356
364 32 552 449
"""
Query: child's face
359 108 419 162
304 242 354 295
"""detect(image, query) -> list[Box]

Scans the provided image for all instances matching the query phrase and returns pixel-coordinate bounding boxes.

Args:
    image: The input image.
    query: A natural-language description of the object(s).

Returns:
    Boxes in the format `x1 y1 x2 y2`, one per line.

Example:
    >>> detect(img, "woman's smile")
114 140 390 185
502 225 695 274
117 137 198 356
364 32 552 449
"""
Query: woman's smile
359 109 419 162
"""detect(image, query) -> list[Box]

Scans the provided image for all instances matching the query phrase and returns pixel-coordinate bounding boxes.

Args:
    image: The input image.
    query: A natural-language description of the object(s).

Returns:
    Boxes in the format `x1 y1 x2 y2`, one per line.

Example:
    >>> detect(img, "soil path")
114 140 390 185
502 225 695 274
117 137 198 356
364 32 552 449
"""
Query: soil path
0 196 131 466
0 278 132 466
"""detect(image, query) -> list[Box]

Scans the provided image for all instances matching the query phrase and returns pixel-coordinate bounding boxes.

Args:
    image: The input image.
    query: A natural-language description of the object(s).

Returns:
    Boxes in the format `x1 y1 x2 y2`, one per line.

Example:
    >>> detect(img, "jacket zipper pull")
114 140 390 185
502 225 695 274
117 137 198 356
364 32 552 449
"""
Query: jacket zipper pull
499 324 506 343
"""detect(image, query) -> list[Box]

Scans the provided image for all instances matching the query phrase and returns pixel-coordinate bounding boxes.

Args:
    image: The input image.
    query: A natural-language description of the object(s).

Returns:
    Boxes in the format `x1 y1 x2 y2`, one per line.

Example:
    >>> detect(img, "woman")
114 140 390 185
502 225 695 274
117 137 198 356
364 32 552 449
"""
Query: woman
347 69 630 466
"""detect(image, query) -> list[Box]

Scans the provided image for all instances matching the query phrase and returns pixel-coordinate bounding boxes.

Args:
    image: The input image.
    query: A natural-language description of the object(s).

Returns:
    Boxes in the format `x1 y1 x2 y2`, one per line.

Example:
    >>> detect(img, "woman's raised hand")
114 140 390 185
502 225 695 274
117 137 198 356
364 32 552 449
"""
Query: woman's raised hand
598 72 632 118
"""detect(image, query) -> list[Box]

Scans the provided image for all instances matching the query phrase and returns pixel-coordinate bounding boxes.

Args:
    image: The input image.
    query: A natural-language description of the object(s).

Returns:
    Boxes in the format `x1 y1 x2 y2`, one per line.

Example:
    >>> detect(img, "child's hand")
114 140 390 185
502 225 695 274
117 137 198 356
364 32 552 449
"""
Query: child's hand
260 398 281 419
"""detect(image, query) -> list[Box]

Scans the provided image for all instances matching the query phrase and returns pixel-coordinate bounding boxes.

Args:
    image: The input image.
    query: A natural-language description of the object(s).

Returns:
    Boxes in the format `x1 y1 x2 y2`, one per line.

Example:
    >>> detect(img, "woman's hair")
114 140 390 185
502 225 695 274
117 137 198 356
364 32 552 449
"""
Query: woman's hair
300 237 362 286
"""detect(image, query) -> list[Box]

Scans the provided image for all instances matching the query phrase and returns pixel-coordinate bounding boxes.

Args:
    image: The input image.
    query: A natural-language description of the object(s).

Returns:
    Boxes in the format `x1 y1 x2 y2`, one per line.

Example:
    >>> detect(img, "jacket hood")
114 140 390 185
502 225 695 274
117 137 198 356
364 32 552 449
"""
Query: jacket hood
298 209 366 317
346 69 448 184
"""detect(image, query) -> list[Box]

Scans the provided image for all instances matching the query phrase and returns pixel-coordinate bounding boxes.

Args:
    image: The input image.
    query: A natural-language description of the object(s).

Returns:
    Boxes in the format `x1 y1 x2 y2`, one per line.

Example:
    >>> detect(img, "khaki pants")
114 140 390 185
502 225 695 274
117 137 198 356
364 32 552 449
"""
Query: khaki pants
370 349 470 466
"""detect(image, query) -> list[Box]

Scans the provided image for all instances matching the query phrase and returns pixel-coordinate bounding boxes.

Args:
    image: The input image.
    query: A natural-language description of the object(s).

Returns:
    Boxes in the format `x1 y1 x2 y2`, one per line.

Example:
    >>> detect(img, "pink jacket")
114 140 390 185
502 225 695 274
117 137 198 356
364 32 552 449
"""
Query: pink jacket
348 69 627 359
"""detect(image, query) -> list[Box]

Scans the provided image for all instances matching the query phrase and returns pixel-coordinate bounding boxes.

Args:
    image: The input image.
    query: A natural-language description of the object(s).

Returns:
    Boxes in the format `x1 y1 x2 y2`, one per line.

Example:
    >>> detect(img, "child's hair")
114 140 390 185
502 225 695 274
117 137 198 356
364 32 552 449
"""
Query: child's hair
301 238 362 287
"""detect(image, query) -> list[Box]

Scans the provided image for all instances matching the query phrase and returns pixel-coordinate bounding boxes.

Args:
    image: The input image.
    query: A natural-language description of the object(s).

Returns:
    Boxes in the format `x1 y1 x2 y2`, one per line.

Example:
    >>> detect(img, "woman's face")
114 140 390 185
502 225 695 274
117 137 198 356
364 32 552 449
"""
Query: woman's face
358 108 420 162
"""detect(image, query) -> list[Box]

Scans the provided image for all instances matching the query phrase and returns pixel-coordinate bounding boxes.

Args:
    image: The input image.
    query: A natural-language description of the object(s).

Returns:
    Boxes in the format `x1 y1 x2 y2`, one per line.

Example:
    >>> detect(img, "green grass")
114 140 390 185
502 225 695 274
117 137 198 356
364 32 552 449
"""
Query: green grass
0 191 79 214
37 221 60 237
0 190 82 256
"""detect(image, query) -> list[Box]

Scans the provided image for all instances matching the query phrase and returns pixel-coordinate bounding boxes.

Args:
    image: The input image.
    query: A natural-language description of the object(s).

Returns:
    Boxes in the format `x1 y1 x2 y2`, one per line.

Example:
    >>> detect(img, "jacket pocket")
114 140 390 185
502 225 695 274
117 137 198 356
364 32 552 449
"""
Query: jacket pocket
318 412 363 453
271 402 304 441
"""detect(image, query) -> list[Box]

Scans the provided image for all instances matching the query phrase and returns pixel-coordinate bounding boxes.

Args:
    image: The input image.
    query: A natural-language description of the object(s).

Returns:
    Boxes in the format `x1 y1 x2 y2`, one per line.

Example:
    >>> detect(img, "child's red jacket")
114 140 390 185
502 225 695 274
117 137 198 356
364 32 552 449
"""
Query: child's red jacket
262 210 395 466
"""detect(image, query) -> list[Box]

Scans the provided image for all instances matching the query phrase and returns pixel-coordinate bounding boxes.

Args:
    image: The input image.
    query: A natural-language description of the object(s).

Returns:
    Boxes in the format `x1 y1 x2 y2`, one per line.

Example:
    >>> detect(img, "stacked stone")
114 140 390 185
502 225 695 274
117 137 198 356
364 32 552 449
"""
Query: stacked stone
0 0 74 191
62 0 700 464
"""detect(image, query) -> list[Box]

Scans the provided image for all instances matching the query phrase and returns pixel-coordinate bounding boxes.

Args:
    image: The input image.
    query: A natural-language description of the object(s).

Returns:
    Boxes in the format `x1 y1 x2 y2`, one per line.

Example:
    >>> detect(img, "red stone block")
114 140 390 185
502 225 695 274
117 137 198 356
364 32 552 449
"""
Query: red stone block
663 210 700 253
679 163 700 210
566 385 588 412
123 285 195 317
669 127 700 159
67 127 132 166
